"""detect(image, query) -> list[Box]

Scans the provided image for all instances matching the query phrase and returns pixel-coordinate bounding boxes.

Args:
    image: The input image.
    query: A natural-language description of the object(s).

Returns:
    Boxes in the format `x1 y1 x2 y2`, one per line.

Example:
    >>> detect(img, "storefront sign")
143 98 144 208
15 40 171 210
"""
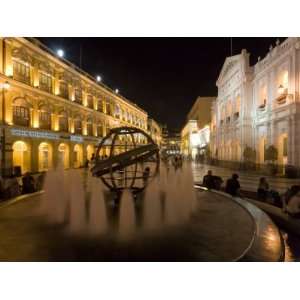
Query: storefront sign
70 135 83 143
10 128 59 140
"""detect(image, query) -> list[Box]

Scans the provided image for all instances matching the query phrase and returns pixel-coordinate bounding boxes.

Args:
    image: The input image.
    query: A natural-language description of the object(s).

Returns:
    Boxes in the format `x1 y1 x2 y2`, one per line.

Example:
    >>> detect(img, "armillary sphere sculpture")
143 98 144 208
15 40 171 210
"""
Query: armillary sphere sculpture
91 126 160 194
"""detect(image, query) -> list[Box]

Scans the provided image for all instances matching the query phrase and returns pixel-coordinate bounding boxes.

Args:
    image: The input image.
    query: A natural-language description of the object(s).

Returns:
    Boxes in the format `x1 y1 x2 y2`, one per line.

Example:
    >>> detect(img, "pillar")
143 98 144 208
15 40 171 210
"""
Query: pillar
0 38 3 74
3 39 13 77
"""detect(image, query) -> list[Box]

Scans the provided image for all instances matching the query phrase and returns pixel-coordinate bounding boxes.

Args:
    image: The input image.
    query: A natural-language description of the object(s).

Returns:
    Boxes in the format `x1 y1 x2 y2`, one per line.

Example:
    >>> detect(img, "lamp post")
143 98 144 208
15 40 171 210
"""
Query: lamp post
1 81 10 176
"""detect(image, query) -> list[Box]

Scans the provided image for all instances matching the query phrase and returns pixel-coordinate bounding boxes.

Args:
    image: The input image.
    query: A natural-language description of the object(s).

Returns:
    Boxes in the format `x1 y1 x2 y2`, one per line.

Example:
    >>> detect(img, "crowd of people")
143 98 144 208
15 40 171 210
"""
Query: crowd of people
202 170 300 219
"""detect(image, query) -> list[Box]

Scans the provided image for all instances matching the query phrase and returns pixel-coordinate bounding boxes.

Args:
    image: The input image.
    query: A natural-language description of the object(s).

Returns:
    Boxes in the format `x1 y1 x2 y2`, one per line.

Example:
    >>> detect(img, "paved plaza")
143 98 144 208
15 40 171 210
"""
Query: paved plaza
192 163 300 194
0 179 283 261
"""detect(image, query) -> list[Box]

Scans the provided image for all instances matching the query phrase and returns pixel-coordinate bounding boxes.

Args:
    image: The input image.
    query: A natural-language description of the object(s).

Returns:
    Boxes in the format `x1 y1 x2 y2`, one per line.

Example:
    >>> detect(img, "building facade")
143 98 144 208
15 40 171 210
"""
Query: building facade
211 38 300 170
0 37 148 175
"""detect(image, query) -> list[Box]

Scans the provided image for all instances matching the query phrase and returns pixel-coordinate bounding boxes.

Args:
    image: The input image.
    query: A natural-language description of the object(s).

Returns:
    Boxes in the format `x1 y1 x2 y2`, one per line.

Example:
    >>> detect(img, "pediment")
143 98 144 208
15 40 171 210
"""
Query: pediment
216 54 241 86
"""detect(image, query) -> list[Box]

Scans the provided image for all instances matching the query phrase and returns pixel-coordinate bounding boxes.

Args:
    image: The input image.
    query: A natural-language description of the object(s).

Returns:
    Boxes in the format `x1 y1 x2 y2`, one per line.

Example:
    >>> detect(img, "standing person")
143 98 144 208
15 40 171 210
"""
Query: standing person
22 172 36 194
202 170 215 189
257 177 269 201
225 173 241 196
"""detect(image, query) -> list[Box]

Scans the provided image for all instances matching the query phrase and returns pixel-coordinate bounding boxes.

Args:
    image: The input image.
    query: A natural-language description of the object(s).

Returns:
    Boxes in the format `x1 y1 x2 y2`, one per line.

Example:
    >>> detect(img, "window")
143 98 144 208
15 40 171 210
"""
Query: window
106 101 112 116
74 118 82 134
115 105 120 119
86 119 93 136
97 123 104 137
13 60 30 84
97 99 104 112
74 88 82 104
258 85 267 109
13 105 30 127
39 109 51 130
59 112 68 132
59 81 69 99
39 72 52 93
87 95 94 109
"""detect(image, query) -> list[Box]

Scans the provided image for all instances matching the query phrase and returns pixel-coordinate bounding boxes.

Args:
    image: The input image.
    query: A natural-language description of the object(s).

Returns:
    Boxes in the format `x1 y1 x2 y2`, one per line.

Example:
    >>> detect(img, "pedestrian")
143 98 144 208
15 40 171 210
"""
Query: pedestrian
202 170 215 189
225 173 241 196
257 177 269 201
22 172 36 194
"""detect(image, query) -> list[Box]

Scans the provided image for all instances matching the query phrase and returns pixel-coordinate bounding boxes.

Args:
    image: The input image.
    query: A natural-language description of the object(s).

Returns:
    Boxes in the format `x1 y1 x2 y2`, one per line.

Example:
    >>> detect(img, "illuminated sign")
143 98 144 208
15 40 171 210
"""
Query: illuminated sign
10 129 59 140
70 135 83 143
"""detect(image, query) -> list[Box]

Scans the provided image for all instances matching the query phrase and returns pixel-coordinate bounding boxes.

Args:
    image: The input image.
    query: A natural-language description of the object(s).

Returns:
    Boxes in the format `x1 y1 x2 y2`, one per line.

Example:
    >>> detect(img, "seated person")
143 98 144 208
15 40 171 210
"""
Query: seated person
202 170 215 189
212 176 223 190
286 191 300 218
22 172 36 194
225 173 240 196
257 177 269 201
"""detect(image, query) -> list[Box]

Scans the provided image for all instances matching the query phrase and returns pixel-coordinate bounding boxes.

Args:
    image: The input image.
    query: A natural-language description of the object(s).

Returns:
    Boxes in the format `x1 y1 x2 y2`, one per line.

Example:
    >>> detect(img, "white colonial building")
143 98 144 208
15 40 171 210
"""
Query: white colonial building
211 37 300 169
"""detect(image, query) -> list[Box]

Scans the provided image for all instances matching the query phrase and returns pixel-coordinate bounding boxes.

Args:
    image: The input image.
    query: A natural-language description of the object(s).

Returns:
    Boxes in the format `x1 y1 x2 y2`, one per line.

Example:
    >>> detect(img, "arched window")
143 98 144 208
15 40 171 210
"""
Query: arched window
58 110 68 132
39 105 51 130
86 118 93 136
13 98 30 127
74 116 82 134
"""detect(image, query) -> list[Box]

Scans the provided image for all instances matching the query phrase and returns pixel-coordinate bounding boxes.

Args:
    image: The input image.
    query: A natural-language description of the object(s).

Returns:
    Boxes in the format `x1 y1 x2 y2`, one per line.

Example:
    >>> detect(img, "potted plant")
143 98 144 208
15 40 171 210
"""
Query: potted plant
243 146 256 170
264 145 278 175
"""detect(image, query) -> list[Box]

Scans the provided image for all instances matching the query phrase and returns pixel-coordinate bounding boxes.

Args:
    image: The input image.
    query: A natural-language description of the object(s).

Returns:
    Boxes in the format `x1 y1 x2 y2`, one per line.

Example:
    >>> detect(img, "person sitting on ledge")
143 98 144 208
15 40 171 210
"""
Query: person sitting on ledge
257 177 269 201
283 185 300 218
22 172 36 194
202 170 215 189
225 173 240 197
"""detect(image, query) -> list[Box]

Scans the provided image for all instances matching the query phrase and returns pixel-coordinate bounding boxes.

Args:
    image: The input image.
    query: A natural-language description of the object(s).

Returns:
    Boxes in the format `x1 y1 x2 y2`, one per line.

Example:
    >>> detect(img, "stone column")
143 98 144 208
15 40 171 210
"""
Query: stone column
3 39 13 77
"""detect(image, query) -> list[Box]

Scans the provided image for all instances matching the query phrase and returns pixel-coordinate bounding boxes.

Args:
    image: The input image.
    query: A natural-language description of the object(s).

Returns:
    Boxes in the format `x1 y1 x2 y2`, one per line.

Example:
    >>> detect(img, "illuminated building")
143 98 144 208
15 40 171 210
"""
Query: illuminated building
211 38 300 171
147 118 162 147
0 37 148 175
181 97 214 159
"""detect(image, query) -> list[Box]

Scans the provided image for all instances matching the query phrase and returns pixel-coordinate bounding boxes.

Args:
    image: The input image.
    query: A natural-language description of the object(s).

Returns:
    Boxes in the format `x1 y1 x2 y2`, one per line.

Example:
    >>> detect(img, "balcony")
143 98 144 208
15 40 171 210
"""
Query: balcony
13 73 31 85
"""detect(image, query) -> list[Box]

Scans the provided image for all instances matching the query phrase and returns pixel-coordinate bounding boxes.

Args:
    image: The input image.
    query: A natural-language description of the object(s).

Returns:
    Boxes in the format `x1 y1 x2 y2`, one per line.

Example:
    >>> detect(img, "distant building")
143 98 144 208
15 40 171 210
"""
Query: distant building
161 127 181 156
181 97 215 159
147 118 162 147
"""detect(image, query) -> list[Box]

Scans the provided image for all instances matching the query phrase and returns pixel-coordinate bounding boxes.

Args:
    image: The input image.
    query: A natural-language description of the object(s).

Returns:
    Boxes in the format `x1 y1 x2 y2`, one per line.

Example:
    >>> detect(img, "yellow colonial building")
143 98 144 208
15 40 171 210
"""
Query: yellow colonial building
0 37 148 175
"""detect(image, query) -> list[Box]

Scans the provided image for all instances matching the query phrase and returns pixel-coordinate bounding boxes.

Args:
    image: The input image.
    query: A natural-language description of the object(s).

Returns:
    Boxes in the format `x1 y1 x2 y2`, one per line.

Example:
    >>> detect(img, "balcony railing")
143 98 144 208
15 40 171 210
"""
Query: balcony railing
13 73 31 85
13 117 30 127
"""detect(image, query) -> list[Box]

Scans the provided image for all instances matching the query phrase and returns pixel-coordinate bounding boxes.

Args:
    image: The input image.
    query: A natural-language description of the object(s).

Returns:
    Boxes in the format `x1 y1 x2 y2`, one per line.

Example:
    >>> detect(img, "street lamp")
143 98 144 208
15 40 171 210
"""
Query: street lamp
1 81 10 176
96 75 102 82
115 89 119 94
57 49 64 58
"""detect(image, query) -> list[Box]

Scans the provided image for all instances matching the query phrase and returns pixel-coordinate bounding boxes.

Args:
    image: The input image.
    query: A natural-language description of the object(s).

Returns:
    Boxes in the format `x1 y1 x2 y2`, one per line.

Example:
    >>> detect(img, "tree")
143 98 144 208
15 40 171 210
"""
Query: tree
243 146 256 162
264 145 278 175
265 145 278 163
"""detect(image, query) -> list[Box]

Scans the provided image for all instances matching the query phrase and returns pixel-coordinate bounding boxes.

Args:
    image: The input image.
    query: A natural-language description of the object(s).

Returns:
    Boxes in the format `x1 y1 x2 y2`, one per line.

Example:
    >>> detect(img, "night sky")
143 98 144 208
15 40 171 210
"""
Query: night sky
38 37 285 131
